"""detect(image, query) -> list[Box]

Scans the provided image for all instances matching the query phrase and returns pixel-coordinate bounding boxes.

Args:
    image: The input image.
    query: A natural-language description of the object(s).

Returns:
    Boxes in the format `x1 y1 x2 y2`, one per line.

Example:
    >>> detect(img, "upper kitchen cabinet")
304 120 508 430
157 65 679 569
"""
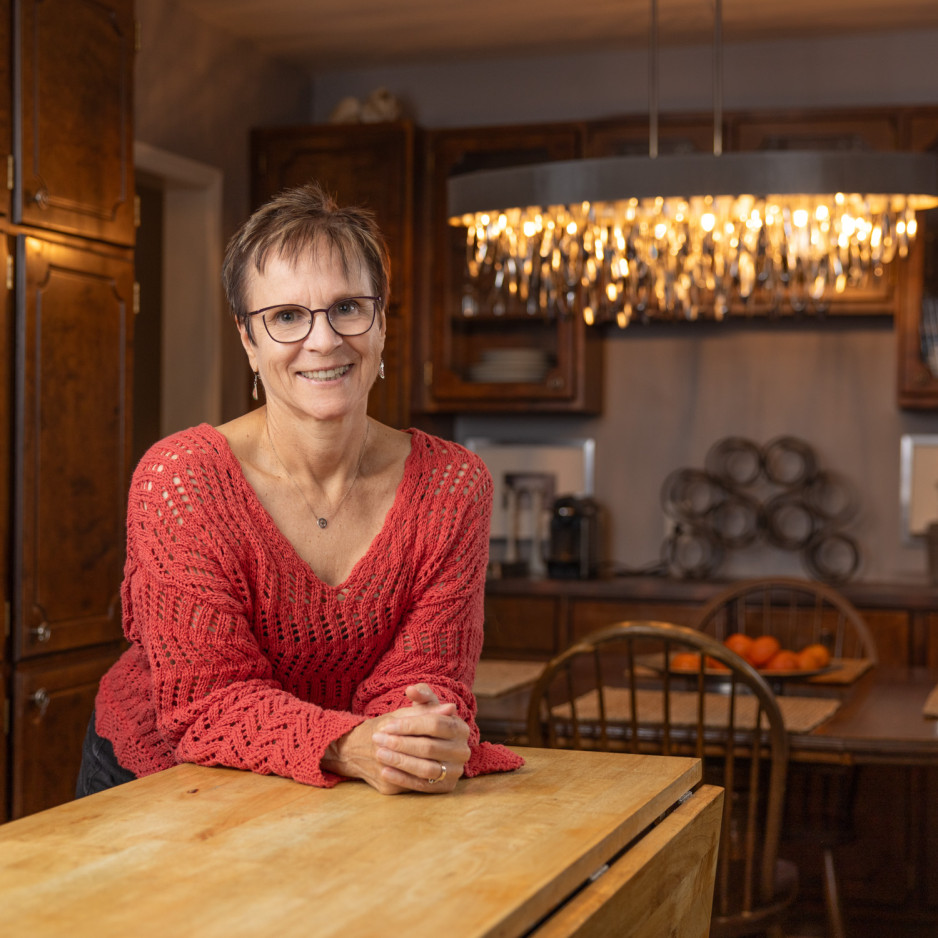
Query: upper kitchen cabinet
418 123 602 415
730 108 906 317
896 108 938 409
585 113 717 158
14 0 135 246
251 122 416 430
12 234 133 661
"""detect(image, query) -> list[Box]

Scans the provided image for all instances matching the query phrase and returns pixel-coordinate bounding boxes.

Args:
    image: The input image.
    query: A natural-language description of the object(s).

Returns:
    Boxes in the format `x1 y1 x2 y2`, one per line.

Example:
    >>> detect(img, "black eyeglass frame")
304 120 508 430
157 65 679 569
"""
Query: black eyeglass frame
246 295 382 342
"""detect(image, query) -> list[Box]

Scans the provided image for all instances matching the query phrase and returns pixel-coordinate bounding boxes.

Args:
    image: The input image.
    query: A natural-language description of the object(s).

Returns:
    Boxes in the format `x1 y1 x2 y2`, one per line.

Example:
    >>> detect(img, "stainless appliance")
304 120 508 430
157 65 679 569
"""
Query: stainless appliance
548 496 602 579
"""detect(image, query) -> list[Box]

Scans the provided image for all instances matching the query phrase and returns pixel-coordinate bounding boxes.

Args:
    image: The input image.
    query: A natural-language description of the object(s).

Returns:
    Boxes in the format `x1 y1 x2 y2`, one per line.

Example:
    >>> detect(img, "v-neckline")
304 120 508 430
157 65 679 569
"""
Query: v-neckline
208 424 418 591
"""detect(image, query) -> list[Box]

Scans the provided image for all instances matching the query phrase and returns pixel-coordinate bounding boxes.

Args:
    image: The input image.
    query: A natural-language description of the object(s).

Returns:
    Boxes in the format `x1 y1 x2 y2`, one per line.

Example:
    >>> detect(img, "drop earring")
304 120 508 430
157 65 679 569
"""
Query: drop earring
252 371 260 401
379 358 385 380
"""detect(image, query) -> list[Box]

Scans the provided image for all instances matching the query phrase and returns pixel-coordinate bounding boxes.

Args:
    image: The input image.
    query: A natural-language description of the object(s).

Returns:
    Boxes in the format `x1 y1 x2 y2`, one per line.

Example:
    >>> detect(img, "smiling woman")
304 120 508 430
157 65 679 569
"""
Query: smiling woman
77 183 524 800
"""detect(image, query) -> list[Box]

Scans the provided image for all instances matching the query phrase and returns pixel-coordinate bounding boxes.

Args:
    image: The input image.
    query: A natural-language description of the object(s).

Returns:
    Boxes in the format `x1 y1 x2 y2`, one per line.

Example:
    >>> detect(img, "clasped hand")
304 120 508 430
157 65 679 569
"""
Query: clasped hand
325 683 471 794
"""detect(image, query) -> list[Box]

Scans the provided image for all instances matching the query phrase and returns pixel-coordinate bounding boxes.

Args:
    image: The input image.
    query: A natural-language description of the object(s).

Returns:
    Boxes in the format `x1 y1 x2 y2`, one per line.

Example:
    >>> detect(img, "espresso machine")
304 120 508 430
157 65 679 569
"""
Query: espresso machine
547 495 603 579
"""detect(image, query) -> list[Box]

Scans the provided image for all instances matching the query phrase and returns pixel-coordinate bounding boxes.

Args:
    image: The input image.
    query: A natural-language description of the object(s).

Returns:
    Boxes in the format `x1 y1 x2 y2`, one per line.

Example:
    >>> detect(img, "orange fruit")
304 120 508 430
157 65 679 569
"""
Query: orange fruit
797 643 832 670
671 652 702 671
747 635 781 668
764 649 800 672
705 655 729 671
724 633 753 658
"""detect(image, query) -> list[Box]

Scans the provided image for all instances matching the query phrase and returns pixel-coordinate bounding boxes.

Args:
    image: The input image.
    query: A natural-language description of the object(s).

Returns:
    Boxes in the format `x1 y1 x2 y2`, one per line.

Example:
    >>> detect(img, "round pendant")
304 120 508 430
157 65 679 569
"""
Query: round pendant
317 517 328 529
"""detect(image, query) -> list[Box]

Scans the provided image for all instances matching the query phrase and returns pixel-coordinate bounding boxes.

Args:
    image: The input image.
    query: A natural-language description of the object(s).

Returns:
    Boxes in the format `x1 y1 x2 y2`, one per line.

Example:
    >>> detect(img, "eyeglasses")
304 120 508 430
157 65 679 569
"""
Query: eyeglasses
247 296 381 342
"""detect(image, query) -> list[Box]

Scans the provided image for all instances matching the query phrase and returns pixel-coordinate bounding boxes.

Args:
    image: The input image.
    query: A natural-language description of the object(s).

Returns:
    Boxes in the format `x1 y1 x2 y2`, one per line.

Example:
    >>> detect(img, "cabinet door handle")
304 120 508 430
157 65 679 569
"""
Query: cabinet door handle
30 623 52 644
30 688 51 718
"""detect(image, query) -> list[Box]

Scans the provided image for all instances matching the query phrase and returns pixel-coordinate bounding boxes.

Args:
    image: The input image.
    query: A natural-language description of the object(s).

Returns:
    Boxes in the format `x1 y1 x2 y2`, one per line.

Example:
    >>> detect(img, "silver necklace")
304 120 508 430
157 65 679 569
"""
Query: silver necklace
266 420 368 530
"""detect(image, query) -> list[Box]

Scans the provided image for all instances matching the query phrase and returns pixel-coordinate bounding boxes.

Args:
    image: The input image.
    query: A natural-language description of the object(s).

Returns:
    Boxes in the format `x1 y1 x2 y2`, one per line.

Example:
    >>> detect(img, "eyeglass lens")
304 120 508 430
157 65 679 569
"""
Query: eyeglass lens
262 297 377 341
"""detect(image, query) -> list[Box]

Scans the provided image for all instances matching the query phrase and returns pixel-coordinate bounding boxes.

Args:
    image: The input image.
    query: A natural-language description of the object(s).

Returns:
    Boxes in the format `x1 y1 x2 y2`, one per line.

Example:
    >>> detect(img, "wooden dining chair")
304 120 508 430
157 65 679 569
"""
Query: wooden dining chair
694 577 878 938
693 576 878 665
527 620 797 938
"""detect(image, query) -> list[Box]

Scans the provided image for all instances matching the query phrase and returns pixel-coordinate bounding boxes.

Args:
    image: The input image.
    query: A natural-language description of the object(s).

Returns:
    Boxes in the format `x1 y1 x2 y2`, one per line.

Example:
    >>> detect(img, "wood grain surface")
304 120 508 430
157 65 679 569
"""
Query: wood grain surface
0 747 703 938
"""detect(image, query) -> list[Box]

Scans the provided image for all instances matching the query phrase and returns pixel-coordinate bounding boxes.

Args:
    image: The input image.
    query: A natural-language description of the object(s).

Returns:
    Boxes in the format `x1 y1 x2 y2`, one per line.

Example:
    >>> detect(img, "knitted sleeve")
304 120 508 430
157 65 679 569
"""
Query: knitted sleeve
121 432 366 787
350 438 525 777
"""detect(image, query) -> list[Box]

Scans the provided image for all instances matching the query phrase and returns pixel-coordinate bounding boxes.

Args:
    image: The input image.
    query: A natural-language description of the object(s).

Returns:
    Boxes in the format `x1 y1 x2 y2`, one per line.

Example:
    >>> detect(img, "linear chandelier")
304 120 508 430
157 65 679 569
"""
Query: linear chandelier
447 2 938 326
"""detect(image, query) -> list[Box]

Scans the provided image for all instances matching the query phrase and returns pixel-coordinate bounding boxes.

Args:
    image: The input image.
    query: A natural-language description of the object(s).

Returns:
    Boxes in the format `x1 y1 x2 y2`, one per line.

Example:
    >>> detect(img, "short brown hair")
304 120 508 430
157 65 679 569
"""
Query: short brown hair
222 182 390 342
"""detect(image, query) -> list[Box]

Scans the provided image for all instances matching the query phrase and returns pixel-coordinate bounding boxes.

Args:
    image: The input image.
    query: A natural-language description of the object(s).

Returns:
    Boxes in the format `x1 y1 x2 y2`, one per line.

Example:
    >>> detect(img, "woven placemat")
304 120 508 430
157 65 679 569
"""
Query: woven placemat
923 684 938 719
560 687 840 734
806 658 874 685
473 659 544 698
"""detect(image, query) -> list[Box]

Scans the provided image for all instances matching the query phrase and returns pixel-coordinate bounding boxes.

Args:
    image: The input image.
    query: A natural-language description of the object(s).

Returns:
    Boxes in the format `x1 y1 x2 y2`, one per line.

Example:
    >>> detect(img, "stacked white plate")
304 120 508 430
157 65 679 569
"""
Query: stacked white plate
468 348 550 383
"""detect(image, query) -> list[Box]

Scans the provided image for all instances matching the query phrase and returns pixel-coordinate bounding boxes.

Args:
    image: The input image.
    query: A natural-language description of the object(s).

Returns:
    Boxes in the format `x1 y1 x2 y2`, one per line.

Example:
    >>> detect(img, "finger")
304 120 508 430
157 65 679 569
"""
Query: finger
377 712 468 741
377 754 462 792
406 683 439 706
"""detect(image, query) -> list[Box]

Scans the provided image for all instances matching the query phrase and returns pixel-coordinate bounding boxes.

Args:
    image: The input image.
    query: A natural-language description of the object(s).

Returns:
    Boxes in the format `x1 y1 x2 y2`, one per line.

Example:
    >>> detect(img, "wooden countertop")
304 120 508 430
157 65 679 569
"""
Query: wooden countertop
0 747 708 938
485 574 938 611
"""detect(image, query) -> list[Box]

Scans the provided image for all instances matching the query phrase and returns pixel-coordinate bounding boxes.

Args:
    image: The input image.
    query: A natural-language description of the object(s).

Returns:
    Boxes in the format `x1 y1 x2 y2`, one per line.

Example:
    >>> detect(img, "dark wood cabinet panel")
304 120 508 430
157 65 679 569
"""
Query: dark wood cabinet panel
585 114 716 158
0 0 11 220
482 595 560 658
12 236 133 660
15 0 135 246
1 234 10 669
419 123 603 414
569 598 704 642
897 110 938 409
251 122 416 431
0 668 7 822
10 642 123 818
730 109 902 153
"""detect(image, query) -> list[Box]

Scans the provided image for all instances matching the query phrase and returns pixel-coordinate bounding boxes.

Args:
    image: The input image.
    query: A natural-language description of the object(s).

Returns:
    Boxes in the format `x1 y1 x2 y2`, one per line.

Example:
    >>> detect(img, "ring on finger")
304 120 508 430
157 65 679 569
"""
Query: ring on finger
427 761 447 784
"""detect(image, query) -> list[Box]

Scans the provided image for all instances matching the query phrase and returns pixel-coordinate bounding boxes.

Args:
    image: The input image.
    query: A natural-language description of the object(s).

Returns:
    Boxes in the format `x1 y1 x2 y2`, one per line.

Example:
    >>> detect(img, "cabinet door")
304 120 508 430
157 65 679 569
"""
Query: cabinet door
0 0 11 220
420 124 603 414
585 113 716 158
482 594 562 659
15 0 135 245
897 110 938 409
11 643 123 818
1 235 10 665
251 122 415 430
13 236 133 660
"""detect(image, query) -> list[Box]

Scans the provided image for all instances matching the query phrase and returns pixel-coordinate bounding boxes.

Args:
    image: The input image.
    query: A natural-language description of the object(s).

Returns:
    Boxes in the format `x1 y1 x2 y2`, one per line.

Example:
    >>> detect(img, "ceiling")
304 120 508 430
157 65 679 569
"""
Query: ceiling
174 0 938 73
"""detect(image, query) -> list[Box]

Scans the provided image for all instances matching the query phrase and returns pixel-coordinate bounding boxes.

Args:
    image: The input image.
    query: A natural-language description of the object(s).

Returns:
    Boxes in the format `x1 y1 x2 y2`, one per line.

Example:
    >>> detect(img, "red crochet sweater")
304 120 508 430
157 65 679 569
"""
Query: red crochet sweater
95 425 524 786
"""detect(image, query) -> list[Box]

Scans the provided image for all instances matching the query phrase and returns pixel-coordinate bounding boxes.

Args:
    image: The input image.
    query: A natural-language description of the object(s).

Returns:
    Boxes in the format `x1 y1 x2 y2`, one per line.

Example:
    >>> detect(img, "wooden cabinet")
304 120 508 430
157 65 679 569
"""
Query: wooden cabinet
0 0 10 221
13 236 133 660
250 122 416 430
1 0 135 818
15 0 135 246
585 113 715 158
417 123 603 415
10 643 123 818
897 110 938 409
483 594 561 659
1 232 10 822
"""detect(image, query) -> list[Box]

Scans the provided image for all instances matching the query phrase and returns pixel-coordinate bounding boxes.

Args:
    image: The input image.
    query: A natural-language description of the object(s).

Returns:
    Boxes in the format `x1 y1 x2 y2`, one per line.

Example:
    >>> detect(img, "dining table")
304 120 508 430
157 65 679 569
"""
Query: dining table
0 746 723 938
472 659 938 767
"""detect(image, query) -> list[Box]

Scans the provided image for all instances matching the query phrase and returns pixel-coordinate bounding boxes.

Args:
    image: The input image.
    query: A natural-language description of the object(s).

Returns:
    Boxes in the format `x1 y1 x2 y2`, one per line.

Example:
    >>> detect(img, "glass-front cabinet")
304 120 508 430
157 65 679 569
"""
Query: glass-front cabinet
416 124 603 415
897 109 938 409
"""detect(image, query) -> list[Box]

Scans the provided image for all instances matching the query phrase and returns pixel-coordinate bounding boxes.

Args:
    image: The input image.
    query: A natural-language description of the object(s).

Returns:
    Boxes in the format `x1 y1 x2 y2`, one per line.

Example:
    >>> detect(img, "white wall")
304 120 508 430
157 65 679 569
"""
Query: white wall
311 28 938 583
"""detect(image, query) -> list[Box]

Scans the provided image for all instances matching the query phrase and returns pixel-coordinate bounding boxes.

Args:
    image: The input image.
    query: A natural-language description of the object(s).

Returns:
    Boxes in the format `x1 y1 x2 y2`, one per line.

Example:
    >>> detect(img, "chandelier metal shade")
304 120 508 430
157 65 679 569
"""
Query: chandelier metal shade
447 4 938 327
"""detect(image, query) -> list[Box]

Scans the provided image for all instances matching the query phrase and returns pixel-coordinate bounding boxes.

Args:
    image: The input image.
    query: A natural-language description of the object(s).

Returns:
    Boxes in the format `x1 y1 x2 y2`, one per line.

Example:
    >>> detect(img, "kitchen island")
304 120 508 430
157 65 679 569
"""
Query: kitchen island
0 747 721 938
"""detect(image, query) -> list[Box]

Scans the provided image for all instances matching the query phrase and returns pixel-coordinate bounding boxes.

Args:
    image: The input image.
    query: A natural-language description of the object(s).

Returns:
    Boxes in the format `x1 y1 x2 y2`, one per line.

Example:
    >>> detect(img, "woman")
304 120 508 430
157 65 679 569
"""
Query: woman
78 182 523 796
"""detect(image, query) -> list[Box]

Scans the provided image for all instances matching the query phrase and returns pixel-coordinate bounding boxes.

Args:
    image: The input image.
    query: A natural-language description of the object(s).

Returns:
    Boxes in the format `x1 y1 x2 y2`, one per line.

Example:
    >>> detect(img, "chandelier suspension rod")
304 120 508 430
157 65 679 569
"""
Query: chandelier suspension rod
713 0 723 156
649 0 658 158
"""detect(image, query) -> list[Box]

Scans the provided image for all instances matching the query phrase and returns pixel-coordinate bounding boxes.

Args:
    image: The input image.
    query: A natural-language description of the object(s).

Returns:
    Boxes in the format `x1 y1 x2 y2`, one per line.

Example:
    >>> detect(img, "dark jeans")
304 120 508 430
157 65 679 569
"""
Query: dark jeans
75 710 136 798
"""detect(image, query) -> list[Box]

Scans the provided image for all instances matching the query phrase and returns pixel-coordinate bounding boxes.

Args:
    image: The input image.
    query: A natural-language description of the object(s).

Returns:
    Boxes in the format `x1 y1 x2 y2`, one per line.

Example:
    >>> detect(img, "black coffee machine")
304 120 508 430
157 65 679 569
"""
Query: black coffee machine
547 495 602 579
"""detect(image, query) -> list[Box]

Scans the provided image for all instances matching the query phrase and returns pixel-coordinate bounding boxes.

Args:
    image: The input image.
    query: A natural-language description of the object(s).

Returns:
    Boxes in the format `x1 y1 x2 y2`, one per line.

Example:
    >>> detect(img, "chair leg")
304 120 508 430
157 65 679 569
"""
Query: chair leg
823 846 847 938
